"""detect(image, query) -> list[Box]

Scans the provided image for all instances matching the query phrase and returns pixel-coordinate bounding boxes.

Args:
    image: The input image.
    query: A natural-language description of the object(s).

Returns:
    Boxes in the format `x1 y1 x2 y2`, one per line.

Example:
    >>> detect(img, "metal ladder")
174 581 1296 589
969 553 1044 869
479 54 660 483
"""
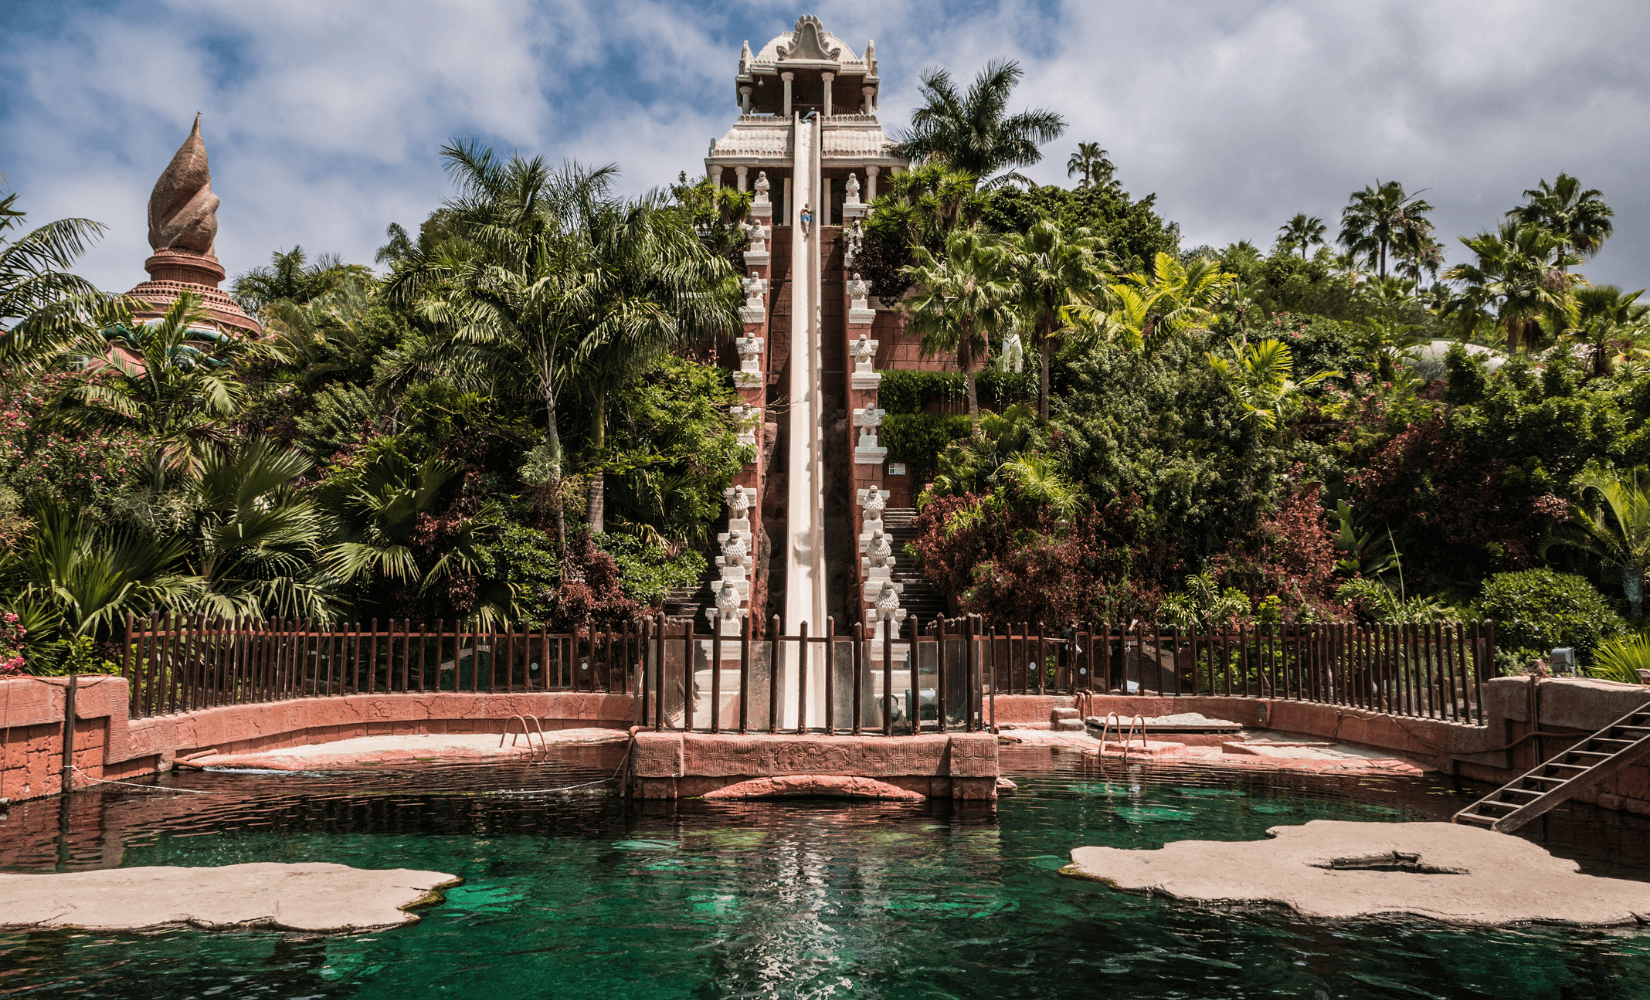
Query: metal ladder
1453 700 1650 832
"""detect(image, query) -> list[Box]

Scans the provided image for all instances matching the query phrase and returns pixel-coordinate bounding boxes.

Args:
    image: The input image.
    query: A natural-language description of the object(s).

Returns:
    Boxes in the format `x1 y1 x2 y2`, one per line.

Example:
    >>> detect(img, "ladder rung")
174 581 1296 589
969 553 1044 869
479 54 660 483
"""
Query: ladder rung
1566 751 1612 758
1525 775 1567 784
1591 738 1637 746
1455 814 1495 826
1501 788 1544 797
1477 800 1518 810
1546 763 1590 770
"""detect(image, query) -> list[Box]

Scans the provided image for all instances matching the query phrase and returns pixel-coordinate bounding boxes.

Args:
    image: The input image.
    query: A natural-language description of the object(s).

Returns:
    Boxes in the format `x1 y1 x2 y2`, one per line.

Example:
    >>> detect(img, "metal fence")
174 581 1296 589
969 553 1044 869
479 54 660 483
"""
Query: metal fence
120 614 1495 728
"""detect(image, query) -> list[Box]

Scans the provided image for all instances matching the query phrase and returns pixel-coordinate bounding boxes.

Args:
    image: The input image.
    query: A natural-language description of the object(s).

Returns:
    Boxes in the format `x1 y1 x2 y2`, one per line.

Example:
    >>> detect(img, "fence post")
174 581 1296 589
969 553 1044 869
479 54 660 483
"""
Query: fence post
711 621 723 735
824 617 836 735
936 616 948 734
909 616 921 735
883 617 893 737
852 621 863 736
770 614 782 735
739 614 752 735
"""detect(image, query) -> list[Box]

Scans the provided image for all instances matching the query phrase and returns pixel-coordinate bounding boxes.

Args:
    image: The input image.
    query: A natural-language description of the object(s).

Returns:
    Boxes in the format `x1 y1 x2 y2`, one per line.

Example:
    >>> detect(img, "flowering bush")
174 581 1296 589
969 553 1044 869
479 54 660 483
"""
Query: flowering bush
0 610 24 675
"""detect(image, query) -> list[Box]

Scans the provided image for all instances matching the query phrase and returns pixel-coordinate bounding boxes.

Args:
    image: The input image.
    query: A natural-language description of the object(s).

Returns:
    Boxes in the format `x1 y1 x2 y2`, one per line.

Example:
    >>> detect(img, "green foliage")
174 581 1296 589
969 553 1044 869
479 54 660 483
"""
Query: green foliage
294 383 380 459
1158 573 1251 632
876 367 1036 415
978 184 1179 275
882 413 973 486
596 532 706 607
1476 568 1627 660
1334 578 1454 623
1591 630 1650 684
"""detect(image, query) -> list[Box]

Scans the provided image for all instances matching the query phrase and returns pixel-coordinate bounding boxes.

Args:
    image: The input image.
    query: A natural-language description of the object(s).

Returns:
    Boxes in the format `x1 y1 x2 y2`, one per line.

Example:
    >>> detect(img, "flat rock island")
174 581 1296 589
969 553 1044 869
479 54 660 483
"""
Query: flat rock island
0 862 462 933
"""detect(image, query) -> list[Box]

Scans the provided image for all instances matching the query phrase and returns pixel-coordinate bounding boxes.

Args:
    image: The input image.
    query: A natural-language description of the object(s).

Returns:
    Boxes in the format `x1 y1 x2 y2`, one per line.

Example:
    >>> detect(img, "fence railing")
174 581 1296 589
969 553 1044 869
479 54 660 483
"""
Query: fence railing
120 614 1495 728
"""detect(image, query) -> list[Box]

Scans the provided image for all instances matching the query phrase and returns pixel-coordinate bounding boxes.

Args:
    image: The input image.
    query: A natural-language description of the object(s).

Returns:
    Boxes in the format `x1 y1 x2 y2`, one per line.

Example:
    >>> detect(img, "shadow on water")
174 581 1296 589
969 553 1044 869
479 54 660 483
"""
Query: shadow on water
0 744 1647 999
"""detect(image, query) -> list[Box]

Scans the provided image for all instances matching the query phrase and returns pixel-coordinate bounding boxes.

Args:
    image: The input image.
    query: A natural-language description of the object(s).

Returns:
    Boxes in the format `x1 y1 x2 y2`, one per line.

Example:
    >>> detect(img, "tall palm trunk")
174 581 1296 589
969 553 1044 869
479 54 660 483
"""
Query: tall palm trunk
1038 294 1055 422
960 324 980 436
587 385 606 534
1625 567 1644 621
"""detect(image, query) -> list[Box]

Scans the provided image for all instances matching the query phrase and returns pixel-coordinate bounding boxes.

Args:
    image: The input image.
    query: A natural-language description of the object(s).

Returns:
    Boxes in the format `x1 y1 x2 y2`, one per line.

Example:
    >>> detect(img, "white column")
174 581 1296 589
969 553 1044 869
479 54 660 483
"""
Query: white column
866 165 879 201
734 165 748 192
710 164 723 188
862 86 874 114
740 86 752 115
781 72 793 118
821 71 834 117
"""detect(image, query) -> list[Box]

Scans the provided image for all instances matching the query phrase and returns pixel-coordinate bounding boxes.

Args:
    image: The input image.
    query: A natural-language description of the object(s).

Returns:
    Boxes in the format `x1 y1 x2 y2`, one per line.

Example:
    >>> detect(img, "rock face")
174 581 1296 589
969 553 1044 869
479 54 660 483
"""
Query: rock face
1065 820 1650 927
0 862 461 932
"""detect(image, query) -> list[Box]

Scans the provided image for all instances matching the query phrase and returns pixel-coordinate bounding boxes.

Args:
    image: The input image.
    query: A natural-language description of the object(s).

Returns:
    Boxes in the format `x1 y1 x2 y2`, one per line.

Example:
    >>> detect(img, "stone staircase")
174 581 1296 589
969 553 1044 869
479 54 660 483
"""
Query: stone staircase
881 508 948 625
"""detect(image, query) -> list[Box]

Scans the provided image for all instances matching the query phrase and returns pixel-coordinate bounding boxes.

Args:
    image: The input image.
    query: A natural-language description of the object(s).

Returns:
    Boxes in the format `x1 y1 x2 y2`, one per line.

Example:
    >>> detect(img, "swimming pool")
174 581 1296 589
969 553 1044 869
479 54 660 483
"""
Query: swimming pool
2 747 1647 999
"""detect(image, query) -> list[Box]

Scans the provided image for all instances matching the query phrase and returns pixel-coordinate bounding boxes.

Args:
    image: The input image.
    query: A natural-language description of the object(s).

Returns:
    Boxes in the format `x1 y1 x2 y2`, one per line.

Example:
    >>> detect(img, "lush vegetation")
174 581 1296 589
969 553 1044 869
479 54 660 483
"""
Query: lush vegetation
867 59 1649 677
0 150 748 672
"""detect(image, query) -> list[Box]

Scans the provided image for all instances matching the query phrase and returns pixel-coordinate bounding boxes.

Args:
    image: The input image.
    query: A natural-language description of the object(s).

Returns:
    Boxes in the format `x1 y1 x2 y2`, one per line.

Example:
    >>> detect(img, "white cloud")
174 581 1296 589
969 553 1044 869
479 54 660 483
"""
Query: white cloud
2 0 1647 294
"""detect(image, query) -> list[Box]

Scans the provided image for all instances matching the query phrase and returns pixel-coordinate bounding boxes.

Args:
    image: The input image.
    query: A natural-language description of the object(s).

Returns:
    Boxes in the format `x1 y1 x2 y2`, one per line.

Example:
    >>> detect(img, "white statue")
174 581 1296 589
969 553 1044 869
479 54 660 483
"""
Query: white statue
742 272 767 314
844 220 863 266
721 531 750 568
872 581 906 627
865 530 893 569
753 171 770 204
853 407 885 451
705 580 745 632
850 334 878 374
744 221 768 255
727 484 752 517
845 172 861 205
849 273 871 309
1001 331 1024 373
858 487 888 521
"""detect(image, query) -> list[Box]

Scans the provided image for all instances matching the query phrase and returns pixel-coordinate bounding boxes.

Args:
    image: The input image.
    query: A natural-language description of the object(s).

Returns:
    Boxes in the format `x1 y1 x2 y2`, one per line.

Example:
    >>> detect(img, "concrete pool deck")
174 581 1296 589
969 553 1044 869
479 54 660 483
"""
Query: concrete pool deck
186 729 629 771
999 727 1428 775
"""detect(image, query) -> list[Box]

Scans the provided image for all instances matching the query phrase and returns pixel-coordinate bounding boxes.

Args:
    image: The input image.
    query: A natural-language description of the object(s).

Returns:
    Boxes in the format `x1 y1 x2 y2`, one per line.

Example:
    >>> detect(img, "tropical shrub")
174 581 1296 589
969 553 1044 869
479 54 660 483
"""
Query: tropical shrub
1475 568 1627 661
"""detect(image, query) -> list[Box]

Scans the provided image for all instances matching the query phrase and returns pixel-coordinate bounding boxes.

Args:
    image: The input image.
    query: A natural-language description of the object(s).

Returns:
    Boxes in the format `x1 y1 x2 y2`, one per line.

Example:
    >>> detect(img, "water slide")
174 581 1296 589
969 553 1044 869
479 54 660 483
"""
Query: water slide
781 114 828 728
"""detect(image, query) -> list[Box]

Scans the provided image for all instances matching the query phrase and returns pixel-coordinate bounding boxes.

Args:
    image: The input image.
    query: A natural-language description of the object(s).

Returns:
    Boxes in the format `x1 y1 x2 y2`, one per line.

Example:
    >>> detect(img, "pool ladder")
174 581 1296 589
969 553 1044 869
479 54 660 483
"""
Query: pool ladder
501 714 552 753
1093 713 1149 764
1453 699 1650 832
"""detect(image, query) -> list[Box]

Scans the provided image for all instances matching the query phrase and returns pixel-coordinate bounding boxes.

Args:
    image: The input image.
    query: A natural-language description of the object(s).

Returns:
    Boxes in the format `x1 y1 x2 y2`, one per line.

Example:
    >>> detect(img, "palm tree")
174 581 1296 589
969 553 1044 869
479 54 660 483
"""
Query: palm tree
58 293 265 474
318 450 505 620
1206 338 1339 433
567 195 740 531
1508 173 1614 261
188 442 332 620
891 59 1066 187
0 186 117 365
1339 181 1434 280
0 506 200 645
385 141 616 551
1277 214 1327 259
1075 252 1233 353
1569 284 1648 377
1004 220 1111 420
1065 142 1115 190
231 246 363 316
1442 221 1581 353
1541 465 1650 619
902 228 1016 435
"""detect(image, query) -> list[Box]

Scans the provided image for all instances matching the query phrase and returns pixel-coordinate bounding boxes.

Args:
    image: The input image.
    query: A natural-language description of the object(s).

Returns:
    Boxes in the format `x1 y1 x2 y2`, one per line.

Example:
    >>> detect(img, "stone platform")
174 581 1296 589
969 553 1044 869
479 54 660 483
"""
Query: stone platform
629 731 999 800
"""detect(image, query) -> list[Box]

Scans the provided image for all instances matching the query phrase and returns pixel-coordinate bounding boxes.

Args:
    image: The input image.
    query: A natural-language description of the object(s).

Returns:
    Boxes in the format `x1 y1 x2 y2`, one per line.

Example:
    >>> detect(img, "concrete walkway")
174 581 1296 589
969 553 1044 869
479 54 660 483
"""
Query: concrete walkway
190 728 628 771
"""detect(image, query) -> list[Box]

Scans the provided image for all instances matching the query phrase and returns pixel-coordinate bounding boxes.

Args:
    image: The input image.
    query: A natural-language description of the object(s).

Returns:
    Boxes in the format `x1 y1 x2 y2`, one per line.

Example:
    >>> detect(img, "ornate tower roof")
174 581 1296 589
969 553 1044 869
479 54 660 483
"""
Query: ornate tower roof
126 115 260 337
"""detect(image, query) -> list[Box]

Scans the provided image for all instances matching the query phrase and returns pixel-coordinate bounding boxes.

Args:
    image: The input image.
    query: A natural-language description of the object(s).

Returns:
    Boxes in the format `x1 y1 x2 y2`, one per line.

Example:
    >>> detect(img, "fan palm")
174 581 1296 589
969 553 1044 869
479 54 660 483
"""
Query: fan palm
902 227 1016 435
1442 221 1581 353
1540 465 1650 620
1339 181 1434 280
1566 284 1648 377
231 245 363 316
1065 142 1115 190
891 59 1066 187
1004 220 1111 420
1277 214 1327 259
189 442 333 621
1508 173 1613 261
0 506 200 642
319 451 502 610
1079 252 1233 353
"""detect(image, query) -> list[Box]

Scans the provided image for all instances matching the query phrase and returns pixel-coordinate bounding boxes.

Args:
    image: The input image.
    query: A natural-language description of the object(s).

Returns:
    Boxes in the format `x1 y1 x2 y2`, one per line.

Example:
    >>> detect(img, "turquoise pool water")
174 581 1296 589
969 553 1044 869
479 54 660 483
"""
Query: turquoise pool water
2 749 1648 999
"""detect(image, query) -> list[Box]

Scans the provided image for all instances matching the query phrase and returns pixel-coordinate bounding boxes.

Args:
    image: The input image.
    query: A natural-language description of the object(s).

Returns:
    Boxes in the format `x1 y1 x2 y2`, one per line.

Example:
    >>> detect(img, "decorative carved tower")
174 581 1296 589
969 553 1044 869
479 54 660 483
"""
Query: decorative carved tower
126 115 260 337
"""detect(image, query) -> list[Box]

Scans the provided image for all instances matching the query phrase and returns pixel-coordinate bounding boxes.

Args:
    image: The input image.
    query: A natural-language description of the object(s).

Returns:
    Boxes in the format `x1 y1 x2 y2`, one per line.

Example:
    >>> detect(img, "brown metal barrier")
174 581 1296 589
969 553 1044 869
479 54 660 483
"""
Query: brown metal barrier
120 613 1495 727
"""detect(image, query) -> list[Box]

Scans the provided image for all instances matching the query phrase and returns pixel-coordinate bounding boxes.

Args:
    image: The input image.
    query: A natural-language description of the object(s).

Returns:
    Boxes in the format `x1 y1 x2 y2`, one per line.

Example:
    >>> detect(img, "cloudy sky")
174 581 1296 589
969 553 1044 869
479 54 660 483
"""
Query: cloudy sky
3 0 1647 294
